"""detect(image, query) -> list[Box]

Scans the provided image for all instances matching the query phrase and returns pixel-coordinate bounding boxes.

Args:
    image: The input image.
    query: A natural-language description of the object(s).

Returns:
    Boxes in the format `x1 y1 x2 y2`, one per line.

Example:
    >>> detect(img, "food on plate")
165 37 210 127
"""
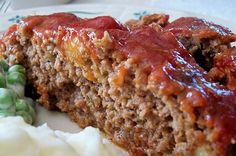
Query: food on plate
124 13 169 29
126 14 236 71
208 48 236 91
0 60 35 124
1 12 236 156
164 17 236 71
0 116 128 156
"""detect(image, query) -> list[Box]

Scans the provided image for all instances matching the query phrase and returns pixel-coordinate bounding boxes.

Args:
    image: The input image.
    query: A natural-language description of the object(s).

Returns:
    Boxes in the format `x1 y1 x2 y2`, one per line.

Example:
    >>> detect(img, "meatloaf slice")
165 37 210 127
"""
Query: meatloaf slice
126 15 236 71
1 13 236 156
208 48 236 91
164 17 236 71
124 14 169 30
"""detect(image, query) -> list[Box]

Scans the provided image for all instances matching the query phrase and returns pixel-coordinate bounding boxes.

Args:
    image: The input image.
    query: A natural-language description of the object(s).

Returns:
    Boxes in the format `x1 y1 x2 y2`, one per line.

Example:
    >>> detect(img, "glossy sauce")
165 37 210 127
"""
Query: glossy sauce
164 17 236 42
109 28 236 154
2 24 18 43
211 48 236 91
3 13 236 155
22 13 80 33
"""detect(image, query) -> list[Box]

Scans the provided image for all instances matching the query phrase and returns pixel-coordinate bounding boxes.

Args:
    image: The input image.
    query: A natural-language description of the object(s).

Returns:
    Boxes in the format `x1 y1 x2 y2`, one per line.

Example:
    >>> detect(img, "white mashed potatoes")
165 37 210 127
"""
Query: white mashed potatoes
0 116 128 156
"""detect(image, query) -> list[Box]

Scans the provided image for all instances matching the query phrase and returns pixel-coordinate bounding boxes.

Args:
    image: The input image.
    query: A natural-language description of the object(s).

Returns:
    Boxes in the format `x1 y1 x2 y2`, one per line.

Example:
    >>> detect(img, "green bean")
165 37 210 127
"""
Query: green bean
8 65 26 75
0 60 9 72
16 110 33 124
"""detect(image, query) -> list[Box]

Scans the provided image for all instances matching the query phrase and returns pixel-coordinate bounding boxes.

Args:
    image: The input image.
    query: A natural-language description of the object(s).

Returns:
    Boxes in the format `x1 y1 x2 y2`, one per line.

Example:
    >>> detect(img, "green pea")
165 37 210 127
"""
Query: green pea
28 104 36 122
16 110 33 124
0 62 36 125
0 73 6 88
0 88 16 110
24 98 36 122
7 72 26 86
0 60 9 72
0 110 15 117
15 99 29 112
15 98 35 123
7 84 24 98
8 65 26 75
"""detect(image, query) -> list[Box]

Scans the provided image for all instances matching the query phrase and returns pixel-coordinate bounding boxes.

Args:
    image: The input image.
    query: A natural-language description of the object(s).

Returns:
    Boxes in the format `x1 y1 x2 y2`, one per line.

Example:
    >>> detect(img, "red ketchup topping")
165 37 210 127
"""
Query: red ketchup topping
3 13 236 155
210 48 236 91
70 16 126 31
22 13 80 33
164 17 236 42
2 24 18 42
109 27 236 154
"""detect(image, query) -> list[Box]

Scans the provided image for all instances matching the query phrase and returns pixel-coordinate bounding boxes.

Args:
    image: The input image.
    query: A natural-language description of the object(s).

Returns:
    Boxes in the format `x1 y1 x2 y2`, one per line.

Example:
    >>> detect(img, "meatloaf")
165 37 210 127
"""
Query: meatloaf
208 48 236 91
1 13 236 156
126 14 236 71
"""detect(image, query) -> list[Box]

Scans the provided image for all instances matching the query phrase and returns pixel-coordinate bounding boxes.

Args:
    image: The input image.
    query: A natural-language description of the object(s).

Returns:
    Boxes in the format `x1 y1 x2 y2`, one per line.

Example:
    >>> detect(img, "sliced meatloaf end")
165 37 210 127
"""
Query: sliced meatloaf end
125 14 169 31
126 15 236 71
208 48 236 91
1 13 236 156
164 17 236 71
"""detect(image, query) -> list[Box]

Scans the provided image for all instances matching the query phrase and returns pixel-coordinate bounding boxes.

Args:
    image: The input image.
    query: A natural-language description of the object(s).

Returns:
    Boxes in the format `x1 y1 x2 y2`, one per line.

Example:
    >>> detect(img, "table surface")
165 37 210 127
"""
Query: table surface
2 0 236 24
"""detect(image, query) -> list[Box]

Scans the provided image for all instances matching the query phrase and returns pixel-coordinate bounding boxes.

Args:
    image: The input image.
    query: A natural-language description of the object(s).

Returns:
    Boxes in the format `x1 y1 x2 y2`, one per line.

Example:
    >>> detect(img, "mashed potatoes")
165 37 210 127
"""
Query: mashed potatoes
0 116 128 156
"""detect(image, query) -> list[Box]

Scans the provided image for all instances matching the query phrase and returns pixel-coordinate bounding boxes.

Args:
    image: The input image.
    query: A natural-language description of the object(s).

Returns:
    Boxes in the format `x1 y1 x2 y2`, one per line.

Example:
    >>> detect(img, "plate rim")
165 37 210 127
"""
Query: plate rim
1 3 236 25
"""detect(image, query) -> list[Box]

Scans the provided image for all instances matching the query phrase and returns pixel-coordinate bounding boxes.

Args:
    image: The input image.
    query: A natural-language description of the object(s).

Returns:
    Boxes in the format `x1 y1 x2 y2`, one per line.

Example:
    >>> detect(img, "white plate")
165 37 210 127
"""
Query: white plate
0 4 235 132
